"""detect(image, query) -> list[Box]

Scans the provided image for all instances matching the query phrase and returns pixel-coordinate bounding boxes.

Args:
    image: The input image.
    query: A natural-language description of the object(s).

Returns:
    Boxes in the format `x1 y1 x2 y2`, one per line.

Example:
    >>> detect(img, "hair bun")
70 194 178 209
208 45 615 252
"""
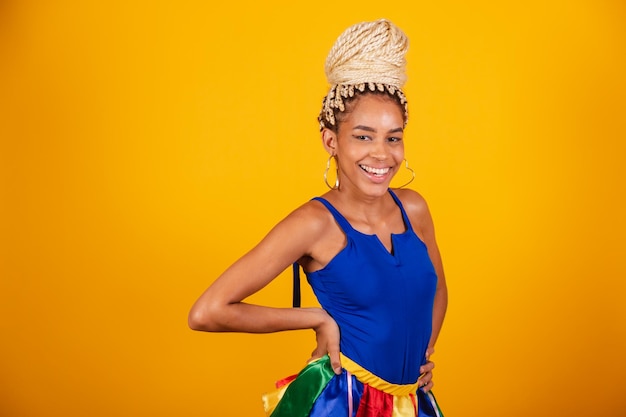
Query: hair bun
324 19 409 88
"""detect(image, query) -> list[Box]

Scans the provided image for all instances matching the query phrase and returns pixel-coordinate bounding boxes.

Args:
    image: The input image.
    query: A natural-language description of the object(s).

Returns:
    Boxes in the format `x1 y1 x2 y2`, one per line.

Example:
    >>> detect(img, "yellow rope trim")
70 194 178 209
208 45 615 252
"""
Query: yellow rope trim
340 354 423 396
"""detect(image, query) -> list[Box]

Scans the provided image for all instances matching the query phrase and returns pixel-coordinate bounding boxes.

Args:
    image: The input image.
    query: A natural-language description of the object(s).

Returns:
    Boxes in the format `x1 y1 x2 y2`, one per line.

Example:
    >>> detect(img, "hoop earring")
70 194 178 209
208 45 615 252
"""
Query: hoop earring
324 155 339 190
396 159 415 188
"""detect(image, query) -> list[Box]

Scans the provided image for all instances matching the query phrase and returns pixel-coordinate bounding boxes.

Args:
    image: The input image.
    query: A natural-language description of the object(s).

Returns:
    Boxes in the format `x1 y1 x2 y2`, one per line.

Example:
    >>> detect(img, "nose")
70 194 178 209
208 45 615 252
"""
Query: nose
370 139 388 160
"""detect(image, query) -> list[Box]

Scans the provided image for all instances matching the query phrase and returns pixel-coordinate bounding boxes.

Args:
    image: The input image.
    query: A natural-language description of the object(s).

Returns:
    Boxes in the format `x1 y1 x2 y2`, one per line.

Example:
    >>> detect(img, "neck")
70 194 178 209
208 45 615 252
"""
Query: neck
325 186 393 221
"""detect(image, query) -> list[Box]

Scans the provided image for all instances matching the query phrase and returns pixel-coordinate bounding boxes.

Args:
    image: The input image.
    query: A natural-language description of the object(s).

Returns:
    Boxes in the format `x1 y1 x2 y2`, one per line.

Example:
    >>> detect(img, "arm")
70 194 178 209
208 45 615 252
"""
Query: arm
422 237 448 392
188 202 342 373
425 235 448 353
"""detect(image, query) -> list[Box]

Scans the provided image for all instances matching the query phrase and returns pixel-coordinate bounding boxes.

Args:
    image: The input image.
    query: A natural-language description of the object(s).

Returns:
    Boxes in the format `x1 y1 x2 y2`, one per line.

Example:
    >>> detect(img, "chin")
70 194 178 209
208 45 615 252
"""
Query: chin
361 182 391 197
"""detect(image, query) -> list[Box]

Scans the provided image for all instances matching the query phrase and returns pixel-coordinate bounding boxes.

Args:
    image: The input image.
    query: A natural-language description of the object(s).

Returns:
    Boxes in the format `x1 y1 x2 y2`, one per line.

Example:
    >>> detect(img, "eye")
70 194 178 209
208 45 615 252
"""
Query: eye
353 135 370 141
388 136 403 143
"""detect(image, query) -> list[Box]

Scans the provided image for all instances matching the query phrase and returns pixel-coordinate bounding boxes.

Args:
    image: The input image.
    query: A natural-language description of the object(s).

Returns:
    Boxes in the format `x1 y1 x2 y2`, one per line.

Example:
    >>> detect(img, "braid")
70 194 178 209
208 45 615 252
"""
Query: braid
318 19 410 131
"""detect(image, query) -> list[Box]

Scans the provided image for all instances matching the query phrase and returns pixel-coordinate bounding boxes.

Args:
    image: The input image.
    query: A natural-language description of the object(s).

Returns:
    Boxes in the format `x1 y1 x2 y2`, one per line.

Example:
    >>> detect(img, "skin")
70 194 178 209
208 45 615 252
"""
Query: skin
188 93 448 391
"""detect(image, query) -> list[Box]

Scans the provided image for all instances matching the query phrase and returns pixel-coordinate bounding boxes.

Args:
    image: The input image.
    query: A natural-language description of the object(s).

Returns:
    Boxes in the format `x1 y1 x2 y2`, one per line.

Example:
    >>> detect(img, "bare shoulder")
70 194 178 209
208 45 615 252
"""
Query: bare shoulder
282 198 335 233
269 198 337 249
392 188 430 218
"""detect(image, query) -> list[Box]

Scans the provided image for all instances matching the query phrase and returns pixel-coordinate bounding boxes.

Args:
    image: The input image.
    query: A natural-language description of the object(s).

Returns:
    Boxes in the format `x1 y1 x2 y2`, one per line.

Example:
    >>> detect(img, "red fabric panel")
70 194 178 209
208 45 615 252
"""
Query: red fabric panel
355 384 394 417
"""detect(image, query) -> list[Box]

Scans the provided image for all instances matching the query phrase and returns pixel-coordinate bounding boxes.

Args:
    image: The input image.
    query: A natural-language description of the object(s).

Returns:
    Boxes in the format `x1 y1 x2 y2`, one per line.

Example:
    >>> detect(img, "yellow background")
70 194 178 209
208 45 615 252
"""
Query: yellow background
1 1 625 416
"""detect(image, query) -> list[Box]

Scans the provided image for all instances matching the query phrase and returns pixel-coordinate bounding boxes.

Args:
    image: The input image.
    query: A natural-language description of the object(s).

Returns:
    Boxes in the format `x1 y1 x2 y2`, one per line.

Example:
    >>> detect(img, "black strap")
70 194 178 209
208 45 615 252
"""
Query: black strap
292 262 301 308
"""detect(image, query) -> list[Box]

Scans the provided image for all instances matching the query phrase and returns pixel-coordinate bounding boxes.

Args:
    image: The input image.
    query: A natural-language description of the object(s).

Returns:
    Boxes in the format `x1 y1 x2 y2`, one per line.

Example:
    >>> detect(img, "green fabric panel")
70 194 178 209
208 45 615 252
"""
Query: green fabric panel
270 355 335 417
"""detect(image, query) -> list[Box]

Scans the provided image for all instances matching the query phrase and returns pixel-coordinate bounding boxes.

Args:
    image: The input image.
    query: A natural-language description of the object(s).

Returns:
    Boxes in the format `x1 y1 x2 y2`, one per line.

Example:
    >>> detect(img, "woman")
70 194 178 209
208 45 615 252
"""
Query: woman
189 19 447 417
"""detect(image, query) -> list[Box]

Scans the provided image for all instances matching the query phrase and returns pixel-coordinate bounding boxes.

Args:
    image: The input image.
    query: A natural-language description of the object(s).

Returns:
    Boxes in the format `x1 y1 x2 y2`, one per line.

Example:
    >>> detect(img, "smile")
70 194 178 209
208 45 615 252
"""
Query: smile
359 165 391 176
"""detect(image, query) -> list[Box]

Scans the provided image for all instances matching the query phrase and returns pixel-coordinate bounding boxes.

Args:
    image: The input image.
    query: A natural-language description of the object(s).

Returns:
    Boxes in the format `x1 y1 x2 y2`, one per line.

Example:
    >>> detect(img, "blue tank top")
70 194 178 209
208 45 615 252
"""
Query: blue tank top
305 189 438 385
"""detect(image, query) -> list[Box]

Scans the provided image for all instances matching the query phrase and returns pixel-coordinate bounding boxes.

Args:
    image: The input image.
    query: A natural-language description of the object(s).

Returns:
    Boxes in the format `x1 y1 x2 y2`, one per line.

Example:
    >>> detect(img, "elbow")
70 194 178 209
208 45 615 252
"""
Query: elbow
187 307 205 331
188 303 220 332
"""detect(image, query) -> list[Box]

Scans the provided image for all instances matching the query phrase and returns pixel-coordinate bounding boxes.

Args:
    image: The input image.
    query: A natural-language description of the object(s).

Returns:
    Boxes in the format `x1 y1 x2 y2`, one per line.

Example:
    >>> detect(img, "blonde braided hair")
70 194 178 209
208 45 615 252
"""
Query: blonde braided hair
318 19 410 131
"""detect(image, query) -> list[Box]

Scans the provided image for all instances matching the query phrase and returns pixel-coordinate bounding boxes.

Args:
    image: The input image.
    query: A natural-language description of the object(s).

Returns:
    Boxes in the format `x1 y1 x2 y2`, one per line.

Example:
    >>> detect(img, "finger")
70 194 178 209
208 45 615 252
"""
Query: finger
308 348 323 363
327 348 342 375
421 379 434 393
419 360 434 374
425 347 435 359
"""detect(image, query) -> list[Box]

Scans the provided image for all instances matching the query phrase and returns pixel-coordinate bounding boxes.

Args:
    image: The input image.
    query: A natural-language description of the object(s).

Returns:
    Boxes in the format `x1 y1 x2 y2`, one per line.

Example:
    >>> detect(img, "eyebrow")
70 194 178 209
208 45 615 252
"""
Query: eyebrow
353 125 404 134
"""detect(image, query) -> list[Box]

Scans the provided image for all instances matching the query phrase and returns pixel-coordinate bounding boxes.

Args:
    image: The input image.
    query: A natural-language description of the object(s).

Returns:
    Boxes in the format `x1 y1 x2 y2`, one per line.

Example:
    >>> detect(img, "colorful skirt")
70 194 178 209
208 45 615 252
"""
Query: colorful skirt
262 355 443 417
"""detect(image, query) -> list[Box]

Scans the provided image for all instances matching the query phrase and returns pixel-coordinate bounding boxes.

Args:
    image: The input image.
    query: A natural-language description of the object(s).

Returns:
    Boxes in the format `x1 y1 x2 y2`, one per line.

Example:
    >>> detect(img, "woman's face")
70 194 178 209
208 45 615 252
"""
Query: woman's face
329 94 406 197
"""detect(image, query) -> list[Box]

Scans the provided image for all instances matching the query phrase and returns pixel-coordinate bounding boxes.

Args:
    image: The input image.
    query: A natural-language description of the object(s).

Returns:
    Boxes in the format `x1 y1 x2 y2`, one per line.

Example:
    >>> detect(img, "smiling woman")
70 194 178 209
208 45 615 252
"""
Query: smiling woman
188 18 448 417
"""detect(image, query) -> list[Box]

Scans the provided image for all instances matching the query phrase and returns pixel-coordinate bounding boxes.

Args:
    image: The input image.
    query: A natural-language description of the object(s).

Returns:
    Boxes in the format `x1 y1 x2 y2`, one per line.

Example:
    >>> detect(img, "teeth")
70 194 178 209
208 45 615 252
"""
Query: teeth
360 165 390 175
